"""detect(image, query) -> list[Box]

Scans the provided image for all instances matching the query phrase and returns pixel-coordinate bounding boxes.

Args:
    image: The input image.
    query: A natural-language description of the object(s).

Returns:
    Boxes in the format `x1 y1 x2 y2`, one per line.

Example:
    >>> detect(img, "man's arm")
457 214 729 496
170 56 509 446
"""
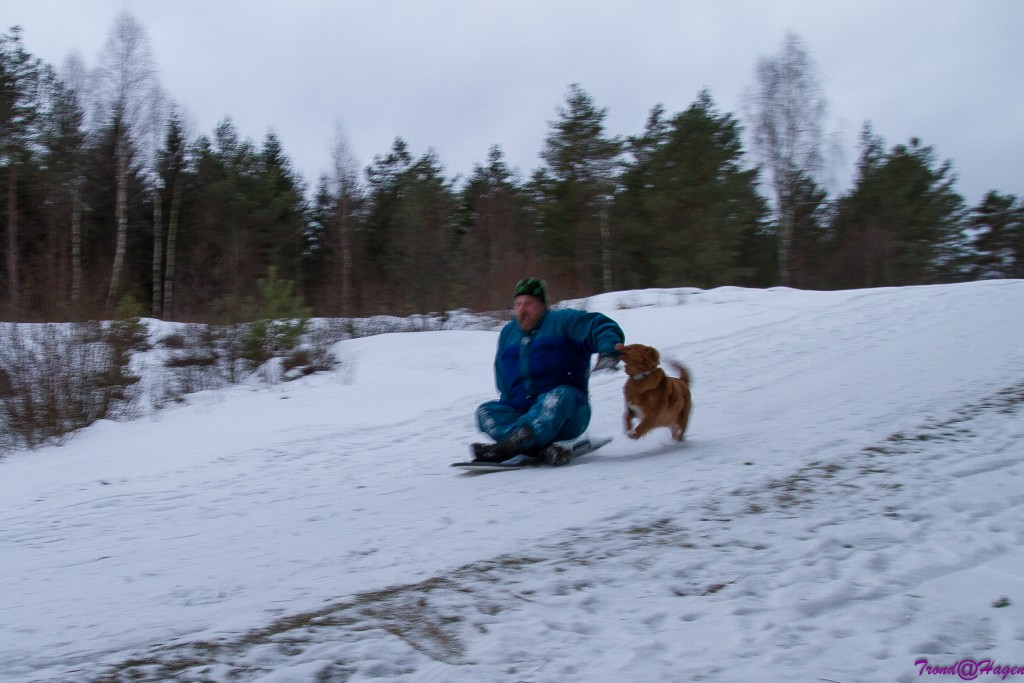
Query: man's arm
558 309 624 355
493 322 521 398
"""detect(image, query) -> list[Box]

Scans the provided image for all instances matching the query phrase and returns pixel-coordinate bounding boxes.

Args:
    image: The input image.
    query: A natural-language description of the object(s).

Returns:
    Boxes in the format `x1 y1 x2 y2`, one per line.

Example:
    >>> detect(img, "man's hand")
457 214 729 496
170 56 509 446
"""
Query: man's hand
593 353 620 372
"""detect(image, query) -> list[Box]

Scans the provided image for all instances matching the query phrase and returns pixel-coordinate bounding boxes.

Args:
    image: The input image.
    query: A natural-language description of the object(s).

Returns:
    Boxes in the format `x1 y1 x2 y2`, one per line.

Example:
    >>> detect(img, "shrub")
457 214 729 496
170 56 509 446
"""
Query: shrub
239 267 313 368
0 321 139 453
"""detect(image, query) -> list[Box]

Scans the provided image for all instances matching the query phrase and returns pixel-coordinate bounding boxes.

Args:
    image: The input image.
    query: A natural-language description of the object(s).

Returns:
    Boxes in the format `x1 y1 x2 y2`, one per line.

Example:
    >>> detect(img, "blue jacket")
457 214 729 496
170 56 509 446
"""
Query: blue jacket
494 308 624 411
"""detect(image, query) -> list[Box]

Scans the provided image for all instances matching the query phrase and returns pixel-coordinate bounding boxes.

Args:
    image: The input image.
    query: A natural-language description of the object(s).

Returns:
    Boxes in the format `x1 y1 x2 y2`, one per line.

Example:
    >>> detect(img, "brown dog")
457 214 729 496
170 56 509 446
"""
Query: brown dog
615 342 692 441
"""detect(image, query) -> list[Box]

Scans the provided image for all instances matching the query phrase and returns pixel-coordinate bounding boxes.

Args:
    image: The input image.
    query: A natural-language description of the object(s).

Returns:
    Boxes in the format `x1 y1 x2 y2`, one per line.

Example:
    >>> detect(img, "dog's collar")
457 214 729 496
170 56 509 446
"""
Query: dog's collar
629 370 654 381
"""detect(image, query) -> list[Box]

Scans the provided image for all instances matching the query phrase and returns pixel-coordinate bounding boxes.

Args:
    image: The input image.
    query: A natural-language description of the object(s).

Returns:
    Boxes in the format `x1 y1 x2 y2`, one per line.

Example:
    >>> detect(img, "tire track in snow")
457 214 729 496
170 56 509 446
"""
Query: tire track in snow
70 380 1024 682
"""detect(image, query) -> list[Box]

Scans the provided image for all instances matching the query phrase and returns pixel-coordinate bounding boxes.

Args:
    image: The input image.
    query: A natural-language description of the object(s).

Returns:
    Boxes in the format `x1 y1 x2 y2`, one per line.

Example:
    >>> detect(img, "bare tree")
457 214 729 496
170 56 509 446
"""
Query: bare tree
94 12 162 313
330 122 360 315
748 33 828 285
145 94 170 317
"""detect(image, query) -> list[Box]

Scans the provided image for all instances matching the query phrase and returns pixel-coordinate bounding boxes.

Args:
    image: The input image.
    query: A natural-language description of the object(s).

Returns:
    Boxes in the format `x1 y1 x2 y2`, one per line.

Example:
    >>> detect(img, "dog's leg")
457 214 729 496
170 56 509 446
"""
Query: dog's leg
675 397 692 440
628 415 660 440
625 403 646 437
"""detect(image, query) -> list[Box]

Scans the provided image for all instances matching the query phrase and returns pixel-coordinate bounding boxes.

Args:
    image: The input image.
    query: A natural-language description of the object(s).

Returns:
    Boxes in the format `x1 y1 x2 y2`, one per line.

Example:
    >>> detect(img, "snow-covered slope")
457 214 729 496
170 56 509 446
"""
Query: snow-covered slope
2 281 1023 682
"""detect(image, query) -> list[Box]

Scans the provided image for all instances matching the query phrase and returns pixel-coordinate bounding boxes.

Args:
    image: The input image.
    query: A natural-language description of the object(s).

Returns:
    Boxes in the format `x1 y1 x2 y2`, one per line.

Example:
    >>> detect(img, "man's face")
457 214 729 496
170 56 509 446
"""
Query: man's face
513 295 546 332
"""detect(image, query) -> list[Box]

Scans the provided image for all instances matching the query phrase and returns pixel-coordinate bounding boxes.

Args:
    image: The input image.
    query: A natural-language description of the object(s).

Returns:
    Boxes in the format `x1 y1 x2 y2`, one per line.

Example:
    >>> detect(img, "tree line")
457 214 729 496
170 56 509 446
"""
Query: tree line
2 19 1022 322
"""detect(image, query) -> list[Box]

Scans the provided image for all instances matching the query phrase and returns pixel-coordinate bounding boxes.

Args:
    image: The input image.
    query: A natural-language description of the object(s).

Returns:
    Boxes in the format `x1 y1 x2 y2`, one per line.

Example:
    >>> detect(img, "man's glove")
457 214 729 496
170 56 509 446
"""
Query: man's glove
593 353 620 372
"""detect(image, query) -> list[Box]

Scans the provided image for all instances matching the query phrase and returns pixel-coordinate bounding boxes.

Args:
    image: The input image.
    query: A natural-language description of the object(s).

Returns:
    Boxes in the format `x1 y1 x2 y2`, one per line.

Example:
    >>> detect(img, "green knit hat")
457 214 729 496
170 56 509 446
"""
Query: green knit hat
512 277 547 303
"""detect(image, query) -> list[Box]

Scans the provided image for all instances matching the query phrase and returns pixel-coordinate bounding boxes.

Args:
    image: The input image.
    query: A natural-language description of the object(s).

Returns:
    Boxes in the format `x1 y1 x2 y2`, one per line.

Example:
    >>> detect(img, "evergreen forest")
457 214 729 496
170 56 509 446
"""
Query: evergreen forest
2 20 1022 322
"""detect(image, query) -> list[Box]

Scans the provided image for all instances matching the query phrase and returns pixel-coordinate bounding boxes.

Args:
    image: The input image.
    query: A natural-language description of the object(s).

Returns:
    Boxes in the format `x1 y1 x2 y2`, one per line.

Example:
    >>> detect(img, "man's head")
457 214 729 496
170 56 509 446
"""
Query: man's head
512 277 547 331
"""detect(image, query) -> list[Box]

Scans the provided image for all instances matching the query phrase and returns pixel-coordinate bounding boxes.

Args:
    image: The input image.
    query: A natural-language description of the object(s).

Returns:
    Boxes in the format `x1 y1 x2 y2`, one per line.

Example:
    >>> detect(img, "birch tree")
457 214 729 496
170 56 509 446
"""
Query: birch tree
329 122 360 315
748 33 828 285
94 12 161 312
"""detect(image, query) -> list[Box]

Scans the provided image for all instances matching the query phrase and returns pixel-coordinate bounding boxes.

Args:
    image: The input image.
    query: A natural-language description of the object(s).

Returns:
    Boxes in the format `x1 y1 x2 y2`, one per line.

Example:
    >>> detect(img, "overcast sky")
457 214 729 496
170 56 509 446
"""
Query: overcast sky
5 0 1022 205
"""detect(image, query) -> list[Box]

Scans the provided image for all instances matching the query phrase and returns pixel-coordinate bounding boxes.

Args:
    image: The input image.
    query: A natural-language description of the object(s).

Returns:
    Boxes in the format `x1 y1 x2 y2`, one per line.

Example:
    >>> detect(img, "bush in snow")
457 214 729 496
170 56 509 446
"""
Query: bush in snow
237 267 314 370
0 320 140 453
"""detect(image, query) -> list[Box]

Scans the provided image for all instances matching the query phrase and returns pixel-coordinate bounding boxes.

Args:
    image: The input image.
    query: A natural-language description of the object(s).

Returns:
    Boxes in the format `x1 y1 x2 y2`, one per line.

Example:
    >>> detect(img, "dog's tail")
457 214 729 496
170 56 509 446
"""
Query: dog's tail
666 361 691 385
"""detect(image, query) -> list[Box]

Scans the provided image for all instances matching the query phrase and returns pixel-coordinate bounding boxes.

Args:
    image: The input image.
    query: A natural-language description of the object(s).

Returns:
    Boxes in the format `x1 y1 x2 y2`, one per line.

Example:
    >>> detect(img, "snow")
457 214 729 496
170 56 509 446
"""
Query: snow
2 281 1024 682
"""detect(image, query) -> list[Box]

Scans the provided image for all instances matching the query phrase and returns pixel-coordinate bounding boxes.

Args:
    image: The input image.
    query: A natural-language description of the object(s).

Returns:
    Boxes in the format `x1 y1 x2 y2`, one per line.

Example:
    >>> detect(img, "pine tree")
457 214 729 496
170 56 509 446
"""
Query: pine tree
304 175 337 307
390 149 457 313
969 191 1024 279
534 84 622 296
38 69 88 314
833 127 965 287
459 145 531 309
0 27 43 316
190 118 261 308
154 108 192 318
784 169 830 288
617 91 768 289
363 138 412 311
255 131 308 283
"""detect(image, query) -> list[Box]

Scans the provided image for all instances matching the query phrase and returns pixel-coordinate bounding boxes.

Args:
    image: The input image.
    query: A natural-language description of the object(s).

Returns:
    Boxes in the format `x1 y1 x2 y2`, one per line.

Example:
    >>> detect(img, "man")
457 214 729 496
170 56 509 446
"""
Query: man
472 277 624 465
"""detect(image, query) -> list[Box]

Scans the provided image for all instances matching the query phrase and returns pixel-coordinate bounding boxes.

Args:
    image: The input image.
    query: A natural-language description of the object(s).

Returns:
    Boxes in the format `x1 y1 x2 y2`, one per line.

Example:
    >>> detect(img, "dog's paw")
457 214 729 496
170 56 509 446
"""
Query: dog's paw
627 430 640 439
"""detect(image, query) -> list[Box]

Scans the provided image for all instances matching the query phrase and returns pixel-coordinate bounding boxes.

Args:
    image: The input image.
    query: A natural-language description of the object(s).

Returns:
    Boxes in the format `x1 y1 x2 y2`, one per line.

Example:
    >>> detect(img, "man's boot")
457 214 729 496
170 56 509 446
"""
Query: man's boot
539 442 571 466
471 426 535 463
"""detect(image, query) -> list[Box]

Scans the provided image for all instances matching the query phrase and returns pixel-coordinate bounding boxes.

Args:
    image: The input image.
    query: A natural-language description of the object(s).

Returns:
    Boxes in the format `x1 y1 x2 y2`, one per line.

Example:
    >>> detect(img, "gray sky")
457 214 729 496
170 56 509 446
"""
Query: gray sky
5 0 1022 205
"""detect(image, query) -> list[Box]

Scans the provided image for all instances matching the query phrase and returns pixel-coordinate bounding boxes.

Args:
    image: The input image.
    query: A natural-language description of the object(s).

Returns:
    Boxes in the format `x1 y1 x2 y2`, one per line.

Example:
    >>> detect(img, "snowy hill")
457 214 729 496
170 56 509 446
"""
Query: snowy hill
2 281 1023 682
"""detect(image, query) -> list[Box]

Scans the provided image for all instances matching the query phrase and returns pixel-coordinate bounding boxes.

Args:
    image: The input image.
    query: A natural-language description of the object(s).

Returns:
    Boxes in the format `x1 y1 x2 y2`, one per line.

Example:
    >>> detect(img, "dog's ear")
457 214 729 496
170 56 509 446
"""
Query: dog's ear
615 343 624 352
645 346 660 366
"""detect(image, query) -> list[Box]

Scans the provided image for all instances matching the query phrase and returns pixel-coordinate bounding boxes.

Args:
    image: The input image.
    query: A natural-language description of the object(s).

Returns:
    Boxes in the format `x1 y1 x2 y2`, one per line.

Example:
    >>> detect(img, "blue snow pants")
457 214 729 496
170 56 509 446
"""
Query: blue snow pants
476 385 591 447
